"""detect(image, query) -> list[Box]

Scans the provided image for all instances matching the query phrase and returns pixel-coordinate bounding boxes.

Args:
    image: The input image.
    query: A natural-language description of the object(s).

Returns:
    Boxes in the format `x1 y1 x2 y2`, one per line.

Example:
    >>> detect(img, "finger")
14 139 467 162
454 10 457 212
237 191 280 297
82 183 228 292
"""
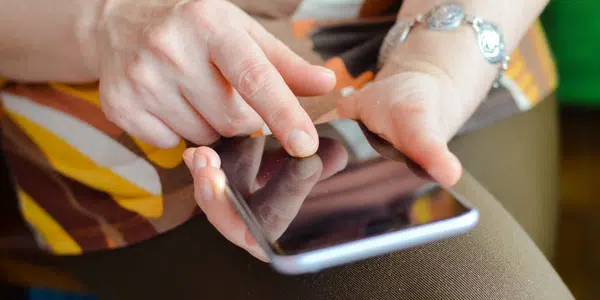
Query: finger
388 116 462 188
184 147 267 260
255 147 289 189
182 147 220 175
250 155 323 241
208 29 318 158
140 11 264 140
130 112 182 149
179 63 265 138
100 76 181 149
254 137 348 189
245 18 336 96
315 138 349 180
337 79 462 187
126 53 221 145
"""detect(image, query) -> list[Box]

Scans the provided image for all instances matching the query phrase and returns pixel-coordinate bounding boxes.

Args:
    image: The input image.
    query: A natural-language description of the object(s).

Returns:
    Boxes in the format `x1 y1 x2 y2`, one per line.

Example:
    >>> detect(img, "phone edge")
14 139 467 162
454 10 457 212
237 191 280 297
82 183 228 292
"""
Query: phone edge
270 208 479 275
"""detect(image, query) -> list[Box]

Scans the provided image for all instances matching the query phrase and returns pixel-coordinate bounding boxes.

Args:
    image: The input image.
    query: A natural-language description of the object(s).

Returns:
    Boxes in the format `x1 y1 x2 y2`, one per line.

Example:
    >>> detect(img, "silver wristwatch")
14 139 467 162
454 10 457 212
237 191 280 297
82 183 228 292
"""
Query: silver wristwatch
378 3 510 88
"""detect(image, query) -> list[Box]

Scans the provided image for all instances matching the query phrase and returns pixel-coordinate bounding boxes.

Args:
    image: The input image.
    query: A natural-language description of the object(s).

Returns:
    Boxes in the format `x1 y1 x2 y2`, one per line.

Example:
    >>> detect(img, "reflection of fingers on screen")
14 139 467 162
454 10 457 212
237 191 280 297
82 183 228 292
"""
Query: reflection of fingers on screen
298 160 430 224
253 202 300 242
250 158 322 242
315 138 349 180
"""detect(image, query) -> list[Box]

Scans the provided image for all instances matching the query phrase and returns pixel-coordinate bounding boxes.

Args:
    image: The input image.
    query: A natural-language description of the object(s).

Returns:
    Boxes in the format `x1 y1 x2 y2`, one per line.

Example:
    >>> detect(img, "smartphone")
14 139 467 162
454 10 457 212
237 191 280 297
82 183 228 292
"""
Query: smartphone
213 120 479 275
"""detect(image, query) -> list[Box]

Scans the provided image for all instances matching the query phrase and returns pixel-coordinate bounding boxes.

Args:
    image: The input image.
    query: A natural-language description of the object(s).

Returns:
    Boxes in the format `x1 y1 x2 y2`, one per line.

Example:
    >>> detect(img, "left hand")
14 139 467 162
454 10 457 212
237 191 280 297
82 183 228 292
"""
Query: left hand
182 137 349 261
337 26 499 187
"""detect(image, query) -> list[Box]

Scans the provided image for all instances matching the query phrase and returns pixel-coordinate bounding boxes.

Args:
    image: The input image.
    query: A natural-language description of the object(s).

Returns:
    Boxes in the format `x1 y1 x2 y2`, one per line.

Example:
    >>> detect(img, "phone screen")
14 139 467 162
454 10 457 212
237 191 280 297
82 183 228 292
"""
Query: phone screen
213 122 472 256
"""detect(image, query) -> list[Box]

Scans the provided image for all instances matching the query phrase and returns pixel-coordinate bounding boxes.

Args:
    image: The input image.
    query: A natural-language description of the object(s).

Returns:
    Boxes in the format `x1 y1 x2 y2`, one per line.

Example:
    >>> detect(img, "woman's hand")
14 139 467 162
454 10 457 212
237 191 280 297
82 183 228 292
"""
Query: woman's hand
337 25 500 187
339 0 551 187
87 0 335 156
182 137 348 261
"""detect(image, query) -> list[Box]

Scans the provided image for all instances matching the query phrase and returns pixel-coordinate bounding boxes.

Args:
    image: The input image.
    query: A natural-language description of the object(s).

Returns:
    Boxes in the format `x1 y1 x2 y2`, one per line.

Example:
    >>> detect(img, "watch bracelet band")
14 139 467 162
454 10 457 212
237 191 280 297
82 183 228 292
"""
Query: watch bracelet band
378 3 509 88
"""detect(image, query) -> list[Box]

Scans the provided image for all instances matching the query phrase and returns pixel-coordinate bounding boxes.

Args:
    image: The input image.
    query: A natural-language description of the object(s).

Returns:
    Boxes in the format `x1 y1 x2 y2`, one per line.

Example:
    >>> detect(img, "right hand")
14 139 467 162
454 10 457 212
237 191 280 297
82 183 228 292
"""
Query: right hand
86 0 335 156
182 137 349 261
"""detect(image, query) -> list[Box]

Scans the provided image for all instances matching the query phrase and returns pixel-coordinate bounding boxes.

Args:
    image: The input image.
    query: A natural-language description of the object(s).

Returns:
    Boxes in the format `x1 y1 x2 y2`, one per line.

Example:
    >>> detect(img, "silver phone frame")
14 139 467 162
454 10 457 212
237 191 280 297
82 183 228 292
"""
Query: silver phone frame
225 177 479 275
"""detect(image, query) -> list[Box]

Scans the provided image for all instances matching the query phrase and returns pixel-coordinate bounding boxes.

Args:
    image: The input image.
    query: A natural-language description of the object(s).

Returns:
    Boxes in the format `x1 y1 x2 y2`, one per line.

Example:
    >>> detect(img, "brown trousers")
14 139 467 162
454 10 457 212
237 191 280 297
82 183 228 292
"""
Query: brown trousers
1 97 573 299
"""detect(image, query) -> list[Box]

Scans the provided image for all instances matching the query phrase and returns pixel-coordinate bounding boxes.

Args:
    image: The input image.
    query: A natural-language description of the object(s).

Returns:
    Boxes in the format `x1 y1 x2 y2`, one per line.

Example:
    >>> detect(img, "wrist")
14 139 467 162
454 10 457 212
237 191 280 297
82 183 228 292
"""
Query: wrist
384 25 498 107
398 0 550 52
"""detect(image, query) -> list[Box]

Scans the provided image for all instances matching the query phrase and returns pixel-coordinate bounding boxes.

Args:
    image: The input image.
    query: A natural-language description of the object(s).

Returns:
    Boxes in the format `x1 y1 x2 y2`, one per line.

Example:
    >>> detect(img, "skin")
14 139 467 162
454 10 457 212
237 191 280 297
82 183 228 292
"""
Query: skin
187 0 550 259
0 0 550 260
183 137 349 261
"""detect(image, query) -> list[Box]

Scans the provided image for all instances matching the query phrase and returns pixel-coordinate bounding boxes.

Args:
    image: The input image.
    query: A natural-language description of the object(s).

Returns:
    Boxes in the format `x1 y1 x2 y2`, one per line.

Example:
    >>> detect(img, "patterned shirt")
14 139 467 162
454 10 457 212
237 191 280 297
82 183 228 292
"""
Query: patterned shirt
0 0 556 255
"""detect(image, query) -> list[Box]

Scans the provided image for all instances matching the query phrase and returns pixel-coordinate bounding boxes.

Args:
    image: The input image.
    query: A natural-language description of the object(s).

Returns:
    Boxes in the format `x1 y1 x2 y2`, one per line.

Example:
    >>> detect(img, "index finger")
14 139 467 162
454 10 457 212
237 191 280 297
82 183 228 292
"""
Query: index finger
208 29 319 158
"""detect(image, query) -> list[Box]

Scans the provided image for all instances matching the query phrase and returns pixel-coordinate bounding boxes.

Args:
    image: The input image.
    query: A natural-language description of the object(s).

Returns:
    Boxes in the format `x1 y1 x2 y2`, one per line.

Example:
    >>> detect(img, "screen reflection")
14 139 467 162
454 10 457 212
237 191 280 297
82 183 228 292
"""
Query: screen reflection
214 129 469 256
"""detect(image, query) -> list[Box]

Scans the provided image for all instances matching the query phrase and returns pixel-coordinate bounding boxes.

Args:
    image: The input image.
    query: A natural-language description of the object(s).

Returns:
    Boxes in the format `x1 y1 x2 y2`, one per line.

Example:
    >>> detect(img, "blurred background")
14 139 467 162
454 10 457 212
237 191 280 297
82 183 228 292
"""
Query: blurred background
541 0 600 299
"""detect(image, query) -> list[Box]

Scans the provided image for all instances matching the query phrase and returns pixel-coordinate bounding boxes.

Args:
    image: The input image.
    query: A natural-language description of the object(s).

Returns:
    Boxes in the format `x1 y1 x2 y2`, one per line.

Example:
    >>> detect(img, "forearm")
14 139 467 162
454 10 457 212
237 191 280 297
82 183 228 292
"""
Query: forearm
399 0 550 51
388 0 550 116
0 0 103 82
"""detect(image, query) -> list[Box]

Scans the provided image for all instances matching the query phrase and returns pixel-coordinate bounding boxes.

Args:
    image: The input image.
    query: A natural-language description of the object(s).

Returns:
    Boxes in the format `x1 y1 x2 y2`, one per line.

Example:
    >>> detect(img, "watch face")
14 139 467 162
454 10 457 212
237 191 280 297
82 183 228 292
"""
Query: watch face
424 3 465 31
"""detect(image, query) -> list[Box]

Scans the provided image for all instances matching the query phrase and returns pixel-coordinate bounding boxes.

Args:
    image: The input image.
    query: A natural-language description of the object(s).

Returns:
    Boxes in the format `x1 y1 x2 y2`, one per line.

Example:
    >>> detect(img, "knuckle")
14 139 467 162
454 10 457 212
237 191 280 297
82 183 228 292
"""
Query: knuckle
125 58 153 88
265 103 293 128
143 25 171 55
183 0 212 15
180 0 218 30
235 60 275 99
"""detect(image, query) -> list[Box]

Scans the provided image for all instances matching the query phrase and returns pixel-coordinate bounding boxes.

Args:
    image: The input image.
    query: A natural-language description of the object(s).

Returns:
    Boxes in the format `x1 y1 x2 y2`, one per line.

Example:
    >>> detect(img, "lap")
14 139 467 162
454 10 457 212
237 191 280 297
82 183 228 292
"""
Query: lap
450 95 559 257
2 97 570 299
56 170 571 300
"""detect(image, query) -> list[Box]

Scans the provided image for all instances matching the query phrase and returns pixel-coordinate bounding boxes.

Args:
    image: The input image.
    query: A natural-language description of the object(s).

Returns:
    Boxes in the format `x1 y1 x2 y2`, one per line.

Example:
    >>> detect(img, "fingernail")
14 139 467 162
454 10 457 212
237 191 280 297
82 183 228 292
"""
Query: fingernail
340 86 356 97
198 177 213 201
429 152 462 187
193 152 208 173
210 160 219 169
321 67 336 79
182 148 195 169
287 130 317 157
447 152 463 181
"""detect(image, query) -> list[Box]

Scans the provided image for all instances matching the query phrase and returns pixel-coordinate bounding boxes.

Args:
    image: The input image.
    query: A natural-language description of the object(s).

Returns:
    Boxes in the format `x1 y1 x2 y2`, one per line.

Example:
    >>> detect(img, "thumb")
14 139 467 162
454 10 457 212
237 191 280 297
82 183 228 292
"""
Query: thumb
393 132 463 188
183 147 269 261
337 78 462 187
